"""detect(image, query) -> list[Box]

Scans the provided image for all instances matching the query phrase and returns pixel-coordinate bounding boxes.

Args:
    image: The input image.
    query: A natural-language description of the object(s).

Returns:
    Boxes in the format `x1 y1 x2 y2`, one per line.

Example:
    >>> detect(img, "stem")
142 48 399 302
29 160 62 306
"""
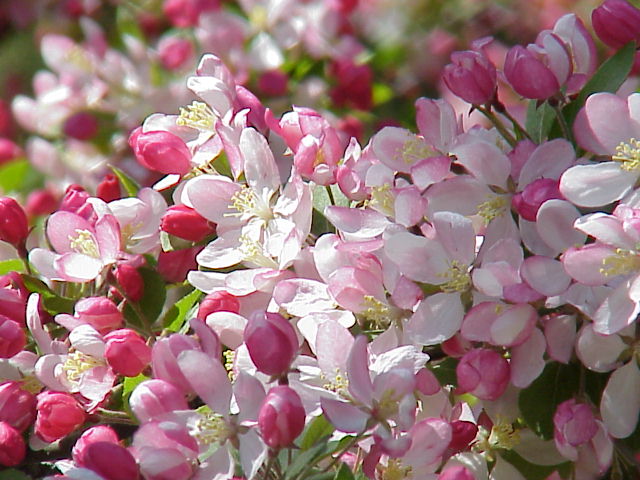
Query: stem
262 450 279 480
96 408 136 425
325 185 336 206
498 106 532 142
551 103 573 144
17 243 32 275
476 106 517 147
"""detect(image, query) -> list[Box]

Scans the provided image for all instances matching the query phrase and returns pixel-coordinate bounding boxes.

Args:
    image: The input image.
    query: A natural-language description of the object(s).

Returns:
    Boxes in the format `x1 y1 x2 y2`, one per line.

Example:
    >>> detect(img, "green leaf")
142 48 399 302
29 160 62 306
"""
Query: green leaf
20 274 76 314
0 159 28 193
162 288 202 332
123 373 149 399
0 469 31 480
300 414 335 451
285 441 339 480
311 184 349 237
519 362 580 440
110 166 140 197
116 5 145 42
525 101 555 144
429 356 458 387
334 463 355 480
0 259 24 275
137 267 167 324
373 83 394 106
500 451 571 480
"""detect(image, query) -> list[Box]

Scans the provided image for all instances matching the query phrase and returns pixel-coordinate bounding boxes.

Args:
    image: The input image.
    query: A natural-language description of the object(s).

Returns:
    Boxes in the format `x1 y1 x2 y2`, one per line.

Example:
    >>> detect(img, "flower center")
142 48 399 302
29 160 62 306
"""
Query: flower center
477 194 508 224
321 368 350 397
68 229 100 258
64 46 92 71
366 185 395 217
438 260 471 293
394 136 432 166
473 418 520 459
239 234 279 269
600 248 640 277
176 101 215 131
382 459 412 480
194 410 231 446
228 187 274 223
612 139 640 172
63 351 105 385
223 349 235 381
359 295 391 329
20 375 43 394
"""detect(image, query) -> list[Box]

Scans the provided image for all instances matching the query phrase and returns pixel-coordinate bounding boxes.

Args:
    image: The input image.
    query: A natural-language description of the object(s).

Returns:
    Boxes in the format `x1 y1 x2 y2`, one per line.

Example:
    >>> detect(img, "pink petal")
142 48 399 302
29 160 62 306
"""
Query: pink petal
593 278 640 335
544 315 576 364
55 253 103 283
559 162 637 208
177 350 231 413
510 328 546 388
240 127 280 195
321 398 369 433
406 293 464 345
490 303 537 347
346 335 373 405
600 361 640 438
520 256 571 296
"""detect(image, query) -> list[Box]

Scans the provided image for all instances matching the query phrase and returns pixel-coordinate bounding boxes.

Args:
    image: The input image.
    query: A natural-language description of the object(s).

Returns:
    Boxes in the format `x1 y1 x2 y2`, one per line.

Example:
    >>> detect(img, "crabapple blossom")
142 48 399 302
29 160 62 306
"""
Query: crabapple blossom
258 385 306 448
442 50 497 105
456 348 510 401
592 0 640 49
35 391 87 443
0 197 29 248
104 329 152 377
0 421 25 467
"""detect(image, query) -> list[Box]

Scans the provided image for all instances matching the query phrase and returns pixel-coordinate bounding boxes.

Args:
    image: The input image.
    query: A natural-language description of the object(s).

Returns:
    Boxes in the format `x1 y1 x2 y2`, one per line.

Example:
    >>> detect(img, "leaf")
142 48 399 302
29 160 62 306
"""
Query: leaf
0 259 24 275
334 463 355 480
429 356 458 387
285 441 339 480
162 288 202 332
116 5 145 42
110 166 140 197
137 267 167 324
311 184 349 236
373 83 394 106
122 373 149 416
0 469 31 480
500 451 571 480
0 159 28 193
518 362 580 440
300 414 335 451
525 101 555 144
20 274 76 314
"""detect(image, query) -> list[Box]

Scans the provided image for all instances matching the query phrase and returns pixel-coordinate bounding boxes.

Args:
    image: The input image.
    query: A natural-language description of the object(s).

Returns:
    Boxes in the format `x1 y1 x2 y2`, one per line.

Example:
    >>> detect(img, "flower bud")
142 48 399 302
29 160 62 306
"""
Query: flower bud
0 382 36 432
25 189 58 217
0 272 27 324
0 197 28 247
512 178 563 221
59 185 96 222
456 348 510 401
129 127 192 176
63 112 99 140
592 0 640 49
158 36 194 71
244 311 298 377
259 386 305 448
329 59 373 111
504 45 561 100
157 246 200 283
438 465 475 480
75 297 123 334
112 263 144 302
197 291 240 320
161 205 215 242
0 138 22 166
163 0 217 27
0 421 25 467
96 174 122 203
554 399 598 448
448 420 478 453
104 329 152 377
258 70 288 97
73 426 139 480
442 50 497 105
0 316 25 358
35 391 86 442
129 379 189 423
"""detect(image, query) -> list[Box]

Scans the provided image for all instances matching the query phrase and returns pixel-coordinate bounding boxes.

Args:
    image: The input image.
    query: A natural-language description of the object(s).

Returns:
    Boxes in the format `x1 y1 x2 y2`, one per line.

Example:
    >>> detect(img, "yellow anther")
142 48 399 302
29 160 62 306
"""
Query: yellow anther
382 459 412 480
321 368 350 396
19 375 43 394
63 351 105 385
375 388 402 419
600 248 640 277
226 187 274 222
176 101 215 131
366 184 395 217
359 295 391 329
477 195 508 224
438 260 471 293
194 410 231 446
64 46 92 71
394 136 432 165
239 235 279 269
488 419 520 450
612 139 640 172
223 350 235 381
249 5 269 30
68 229 100 258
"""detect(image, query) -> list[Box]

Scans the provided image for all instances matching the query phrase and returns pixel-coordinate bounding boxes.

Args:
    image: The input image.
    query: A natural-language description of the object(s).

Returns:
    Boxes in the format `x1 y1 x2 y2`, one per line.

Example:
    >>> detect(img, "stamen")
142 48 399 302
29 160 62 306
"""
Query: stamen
226 187 274 222
612 139 640 172
366 185 395 217
477 195 508 224
600 248 640 277
68 229 100 258
176 101 215 131
438 260 471 293
223 350 235 381
382 459 412 480
19 375 43 394
239 235 279 269
63 351 105 385
321 368 349 397
393 136 433 165
359 295 391 329
193 410 231 446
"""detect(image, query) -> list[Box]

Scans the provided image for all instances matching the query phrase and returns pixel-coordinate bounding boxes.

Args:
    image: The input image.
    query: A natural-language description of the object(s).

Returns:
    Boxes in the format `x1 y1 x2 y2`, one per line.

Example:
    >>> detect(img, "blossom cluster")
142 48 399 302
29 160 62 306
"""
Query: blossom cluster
0 0 639 479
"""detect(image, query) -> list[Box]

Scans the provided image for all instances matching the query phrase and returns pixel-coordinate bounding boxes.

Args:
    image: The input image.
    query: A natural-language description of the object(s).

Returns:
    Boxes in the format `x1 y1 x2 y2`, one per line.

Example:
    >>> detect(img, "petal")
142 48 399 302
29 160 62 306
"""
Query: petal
593 278 640 335
600 361 640 438
346 335 373 405
406 293 464 345
177 350 231 414
559 162 637 208
321 398 369 433
520 256 571 296
510 328 546 388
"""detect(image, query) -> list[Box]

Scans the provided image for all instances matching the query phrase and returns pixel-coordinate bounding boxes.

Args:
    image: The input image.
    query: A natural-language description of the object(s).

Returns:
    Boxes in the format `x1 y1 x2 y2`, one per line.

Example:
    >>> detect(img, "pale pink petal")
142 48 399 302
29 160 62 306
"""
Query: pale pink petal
321 397 369 433
273 279 336 316
489 455 526 480
193 445 234 480
79 366 116 410
490 303 537 347
384 231 448 284
519 219 558 257
55 253 103 283
561 244 613 286
425 175 491 218
29 248 64 280
520 256 571 296
433 211 475 265
574 212 636 249
451 139 510 189
404 418 452 467
70 325 105 358
47 211 96 254
593 278 640 334
196 233 245 269
510 328 546 388
324 206 390 238
406 293 464 345
559 162 637 207
461 302 499 343
346 335 374 405
394 187 427 227
600 361 640 438
185 174 242 224
205 312 247 349
177 350 231 413
415 97 460 152
518 139 575 186
410 156 451 191
94 214 121 262
371 127 431 173
234 371 266 423
240 127 280 195
575 324 625 372
316 322 354 375
544 315 576 364
239 429 267 480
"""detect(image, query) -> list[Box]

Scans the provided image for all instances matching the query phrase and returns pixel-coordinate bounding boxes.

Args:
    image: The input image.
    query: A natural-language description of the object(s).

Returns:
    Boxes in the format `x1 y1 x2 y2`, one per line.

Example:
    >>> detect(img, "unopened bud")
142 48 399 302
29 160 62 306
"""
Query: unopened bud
112 264 144 302
258 386 305 448
104 329 152 377
129 127 192 176
244 311 298 377
0 382 36 432
96 174 122 203
0 316 25 358
75 297 123 334
197 291 240 320
0 197 28 247
456 348 510 401
35 391 86 442
0 421 25 467
161 205 215 242
129 379 189 423
592 0 640 49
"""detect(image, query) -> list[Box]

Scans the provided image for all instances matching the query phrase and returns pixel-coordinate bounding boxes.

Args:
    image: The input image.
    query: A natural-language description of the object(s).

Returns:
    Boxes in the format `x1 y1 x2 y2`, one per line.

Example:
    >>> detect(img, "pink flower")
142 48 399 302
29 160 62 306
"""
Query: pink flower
443 50 497 105
244 311 298 377
456 348 510 400
129 128 192 176
73 426 139 480
0 316 26 358
258 385 306 448
0 197 28 248
104 329 152 377
129 379 189 423
35 391 87 443
0 382 36 432
73 297 123 334
160 204 215 242
592 0 640 49
157 35 194 71
0 421 25 467
554 400 598 449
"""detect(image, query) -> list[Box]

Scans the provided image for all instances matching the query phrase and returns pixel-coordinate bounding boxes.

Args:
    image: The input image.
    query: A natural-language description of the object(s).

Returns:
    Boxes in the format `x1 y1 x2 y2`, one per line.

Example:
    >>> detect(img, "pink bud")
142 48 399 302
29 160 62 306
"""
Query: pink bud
161 205 215 242
35 391 86 442
129 379 189 423
0 382 36 432
438 465 475 480
592 0 640 49
258 386 305 448
448 420 478 453
504 45 561 100
59 185 96 222
554 399 598 448
456 348 510 401
0 421 25 467
330 59 373 111
104 329 152 377
0 316 25 358
234 86 267 132
75 297 123 334
25 189 58 217
151 334 201 393
96 174 122 203
112 263 144 302
73 426 139 480
197 291 240 320
158 36 194 71
129 128 192 176
0 138 22 166
443 50 497 105
157 246 200 283
512 178 563 221
0 197 28 247
63 112 99 140
162 0 218 27
244 311 298 377
0 272 28 324
258 70 288 96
